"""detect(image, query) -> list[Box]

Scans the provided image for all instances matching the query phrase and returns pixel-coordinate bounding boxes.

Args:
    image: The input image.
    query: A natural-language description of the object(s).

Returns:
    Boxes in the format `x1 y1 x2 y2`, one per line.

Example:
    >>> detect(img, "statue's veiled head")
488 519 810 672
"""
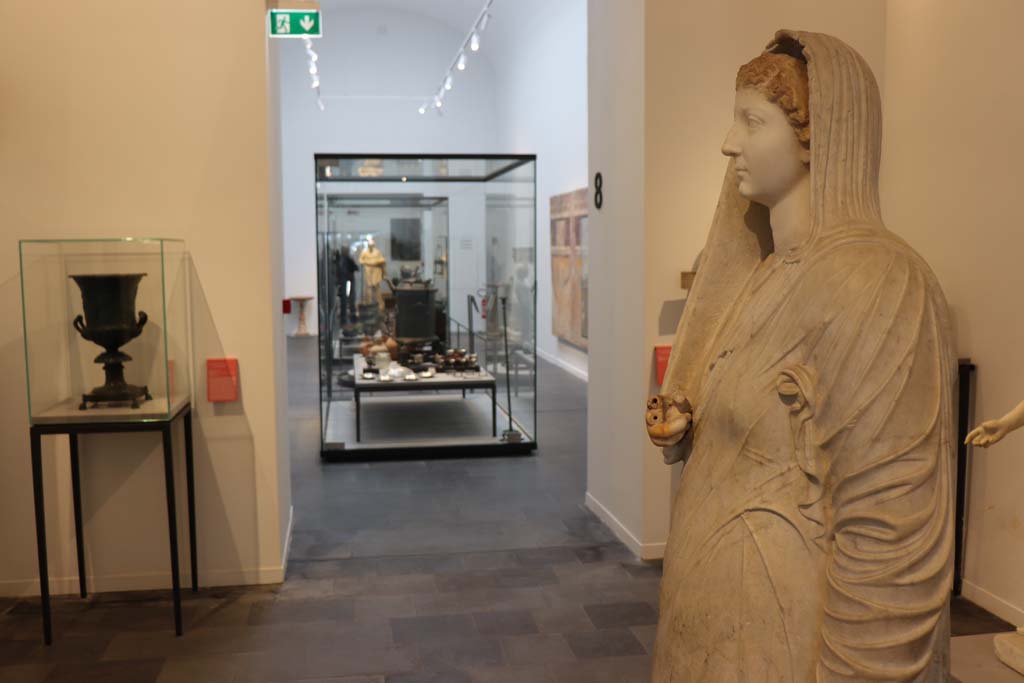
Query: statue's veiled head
721 52 810 209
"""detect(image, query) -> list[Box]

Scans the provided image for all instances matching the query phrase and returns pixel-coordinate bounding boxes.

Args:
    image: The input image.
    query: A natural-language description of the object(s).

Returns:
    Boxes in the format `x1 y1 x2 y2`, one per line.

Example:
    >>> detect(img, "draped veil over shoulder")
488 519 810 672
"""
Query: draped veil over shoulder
652 30 956 682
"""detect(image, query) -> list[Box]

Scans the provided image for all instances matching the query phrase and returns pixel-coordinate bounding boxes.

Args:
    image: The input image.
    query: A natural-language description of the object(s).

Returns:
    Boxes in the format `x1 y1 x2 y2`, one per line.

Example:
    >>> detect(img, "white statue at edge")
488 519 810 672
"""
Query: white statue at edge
966 403 1024 676
646 30 956 681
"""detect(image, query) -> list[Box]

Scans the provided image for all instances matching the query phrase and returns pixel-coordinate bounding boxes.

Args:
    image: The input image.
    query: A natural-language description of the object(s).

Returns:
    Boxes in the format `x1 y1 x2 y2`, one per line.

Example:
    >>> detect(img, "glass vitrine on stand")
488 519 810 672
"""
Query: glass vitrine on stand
315 155 537 459
19 238 197 644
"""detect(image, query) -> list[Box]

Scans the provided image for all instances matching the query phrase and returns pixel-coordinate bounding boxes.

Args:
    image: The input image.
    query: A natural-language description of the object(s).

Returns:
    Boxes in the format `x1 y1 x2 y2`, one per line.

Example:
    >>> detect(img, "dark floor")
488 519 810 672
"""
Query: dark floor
0 339 1013 682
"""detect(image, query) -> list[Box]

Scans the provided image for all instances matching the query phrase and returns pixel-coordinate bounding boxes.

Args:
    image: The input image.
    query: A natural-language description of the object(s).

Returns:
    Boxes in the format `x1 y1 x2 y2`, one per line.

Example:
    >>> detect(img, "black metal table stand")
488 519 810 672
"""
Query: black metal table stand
29 402 197 645
353 378 497 443
953 360 976 597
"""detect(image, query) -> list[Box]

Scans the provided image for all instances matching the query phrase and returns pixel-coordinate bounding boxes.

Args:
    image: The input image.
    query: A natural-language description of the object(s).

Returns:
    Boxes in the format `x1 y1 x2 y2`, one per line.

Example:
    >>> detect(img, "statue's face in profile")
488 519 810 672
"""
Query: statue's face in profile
721 87 810 208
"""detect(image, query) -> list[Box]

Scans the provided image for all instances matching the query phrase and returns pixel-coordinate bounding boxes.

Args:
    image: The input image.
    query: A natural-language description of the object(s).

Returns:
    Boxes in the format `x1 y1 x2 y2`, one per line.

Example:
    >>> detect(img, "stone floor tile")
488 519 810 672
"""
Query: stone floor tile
951 596 1015 637
415 637 504 669
44 658 165 683
951 633 1024 683
630 624 658 654
620 562 663 580
233 644 416 681
572 545 635 565
552 562 632 584
334 574 438 598
583 602 658 630
549 655 652 683
471 610 538 637
385 668 472 683
288 677 384 683
353 595 420 621
0 662 54 683
500 633 576 666
512 547 581 567
463 664 555 683
391 615 476 646
434 567 559 593
155 654 240 683
413 587 548 617
247 597 355 626
564 629 647 659
530 606 595 635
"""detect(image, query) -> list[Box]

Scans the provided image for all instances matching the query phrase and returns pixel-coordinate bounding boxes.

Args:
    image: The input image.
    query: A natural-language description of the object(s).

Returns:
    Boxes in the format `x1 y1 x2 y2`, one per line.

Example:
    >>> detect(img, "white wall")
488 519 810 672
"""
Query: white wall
279 4 501 328
491 0 590 379
881 0 1024 625
279 1 591 382
0 2 290 595
586 0 888 558
586 0 650 555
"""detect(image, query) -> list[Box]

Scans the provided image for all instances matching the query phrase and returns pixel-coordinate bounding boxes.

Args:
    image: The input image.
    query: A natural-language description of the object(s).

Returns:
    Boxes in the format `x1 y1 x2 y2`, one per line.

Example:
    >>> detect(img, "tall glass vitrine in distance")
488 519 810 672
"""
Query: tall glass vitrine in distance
315 155 537 459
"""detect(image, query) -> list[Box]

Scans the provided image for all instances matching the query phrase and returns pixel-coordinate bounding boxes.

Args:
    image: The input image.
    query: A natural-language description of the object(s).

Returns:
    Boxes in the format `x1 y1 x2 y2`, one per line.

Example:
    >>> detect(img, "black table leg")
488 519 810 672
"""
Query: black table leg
492 388 497 437
161 426 183 636
355 389 361 443
30 430 52 645
183 410 198 593
69 434 87 598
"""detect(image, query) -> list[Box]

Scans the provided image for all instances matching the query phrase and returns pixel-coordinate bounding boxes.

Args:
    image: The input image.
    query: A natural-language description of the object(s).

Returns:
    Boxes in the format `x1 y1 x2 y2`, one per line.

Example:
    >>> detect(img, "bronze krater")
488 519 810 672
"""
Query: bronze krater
69 273 152 409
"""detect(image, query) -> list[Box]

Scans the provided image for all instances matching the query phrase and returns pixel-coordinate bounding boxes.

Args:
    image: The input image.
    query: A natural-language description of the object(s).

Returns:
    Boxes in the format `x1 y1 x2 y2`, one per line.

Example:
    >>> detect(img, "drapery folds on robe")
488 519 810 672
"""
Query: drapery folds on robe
652 30 956 683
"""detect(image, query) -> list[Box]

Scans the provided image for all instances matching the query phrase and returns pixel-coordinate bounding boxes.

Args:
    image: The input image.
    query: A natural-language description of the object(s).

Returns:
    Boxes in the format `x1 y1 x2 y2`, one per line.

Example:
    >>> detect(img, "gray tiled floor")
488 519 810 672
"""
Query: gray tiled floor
0 340 658 682
0 338 1013 682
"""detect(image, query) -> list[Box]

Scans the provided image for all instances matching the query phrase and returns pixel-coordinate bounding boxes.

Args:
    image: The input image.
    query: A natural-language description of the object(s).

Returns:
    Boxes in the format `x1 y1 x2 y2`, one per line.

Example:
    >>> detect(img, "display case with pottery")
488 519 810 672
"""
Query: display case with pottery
19 238 193 423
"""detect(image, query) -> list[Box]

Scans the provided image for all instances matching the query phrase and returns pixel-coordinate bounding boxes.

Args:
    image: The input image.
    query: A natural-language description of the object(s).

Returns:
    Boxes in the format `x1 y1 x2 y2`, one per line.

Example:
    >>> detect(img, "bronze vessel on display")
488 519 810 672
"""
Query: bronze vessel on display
70 273 152 409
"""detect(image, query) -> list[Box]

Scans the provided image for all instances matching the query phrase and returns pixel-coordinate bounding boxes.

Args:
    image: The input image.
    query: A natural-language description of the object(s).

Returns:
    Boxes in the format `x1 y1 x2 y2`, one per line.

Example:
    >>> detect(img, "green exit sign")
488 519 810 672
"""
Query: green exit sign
268 9 322 38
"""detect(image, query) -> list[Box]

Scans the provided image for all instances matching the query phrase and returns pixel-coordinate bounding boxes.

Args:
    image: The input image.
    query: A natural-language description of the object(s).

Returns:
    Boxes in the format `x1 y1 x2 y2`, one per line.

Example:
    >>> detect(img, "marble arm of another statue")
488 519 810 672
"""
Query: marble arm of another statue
965 399 1024 448
646 394 693 464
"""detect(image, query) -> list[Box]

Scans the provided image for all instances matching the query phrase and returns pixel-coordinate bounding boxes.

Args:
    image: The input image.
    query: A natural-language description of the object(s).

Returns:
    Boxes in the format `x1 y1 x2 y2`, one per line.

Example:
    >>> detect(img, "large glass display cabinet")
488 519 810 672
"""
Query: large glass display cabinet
20 238 193 423
315 155 537 458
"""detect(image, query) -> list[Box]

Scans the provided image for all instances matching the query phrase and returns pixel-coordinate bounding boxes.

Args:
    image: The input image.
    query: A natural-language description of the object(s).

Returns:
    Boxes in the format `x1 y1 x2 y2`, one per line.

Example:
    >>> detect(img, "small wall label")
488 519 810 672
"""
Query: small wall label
207 358 240 403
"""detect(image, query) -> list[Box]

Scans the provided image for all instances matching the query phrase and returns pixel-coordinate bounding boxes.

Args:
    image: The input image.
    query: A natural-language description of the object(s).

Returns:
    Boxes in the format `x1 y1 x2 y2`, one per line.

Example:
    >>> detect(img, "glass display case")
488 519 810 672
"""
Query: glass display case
20 238 192 424
315 155 537 458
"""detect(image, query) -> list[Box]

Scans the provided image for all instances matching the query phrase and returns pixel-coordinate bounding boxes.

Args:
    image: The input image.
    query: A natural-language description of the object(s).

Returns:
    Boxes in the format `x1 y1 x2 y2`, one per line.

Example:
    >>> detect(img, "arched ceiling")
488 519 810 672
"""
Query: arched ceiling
321 0 488 35
320 0 538 66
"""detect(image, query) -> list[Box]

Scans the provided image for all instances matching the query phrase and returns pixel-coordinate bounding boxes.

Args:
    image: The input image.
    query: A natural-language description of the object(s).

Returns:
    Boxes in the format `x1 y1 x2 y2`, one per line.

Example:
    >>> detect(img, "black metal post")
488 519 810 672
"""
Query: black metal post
30 429 52 645
501 297 514 434
467 294 478 354
69 434 87 598
954 360 976 596
184 411 198 593
355 389 361 442
161 426 183 636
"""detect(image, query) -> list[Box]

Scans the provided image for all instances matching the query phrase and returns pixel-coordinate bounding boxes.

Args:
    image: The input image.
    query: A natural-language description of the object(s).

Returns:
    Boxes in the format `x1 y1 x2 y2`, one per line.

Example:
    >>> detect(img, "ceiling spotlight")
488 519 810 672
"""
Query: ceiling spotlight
306 50 318 62
420 0 492 117
317 98 325 112
309 63 318 75
310 77 320 89
418 105 427 115
303 37 312 48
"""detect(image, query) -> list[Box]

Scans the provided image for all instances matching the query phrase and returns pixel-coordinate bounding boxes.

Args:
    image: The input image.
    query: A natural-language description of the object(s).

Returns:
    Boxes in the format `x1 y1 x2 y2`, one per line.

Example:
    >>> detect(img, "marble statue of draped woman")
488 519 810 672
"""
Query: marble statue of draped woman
646 30 957 682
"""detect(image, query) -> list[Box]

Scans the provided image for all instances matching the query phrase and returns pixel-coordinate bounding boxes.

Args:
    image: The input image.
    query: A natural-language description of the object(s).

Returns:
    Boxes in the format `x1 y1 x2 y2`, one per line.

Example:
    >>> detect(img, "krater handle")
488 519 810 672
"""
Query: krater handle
128 310 148 342
72 315 91 341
